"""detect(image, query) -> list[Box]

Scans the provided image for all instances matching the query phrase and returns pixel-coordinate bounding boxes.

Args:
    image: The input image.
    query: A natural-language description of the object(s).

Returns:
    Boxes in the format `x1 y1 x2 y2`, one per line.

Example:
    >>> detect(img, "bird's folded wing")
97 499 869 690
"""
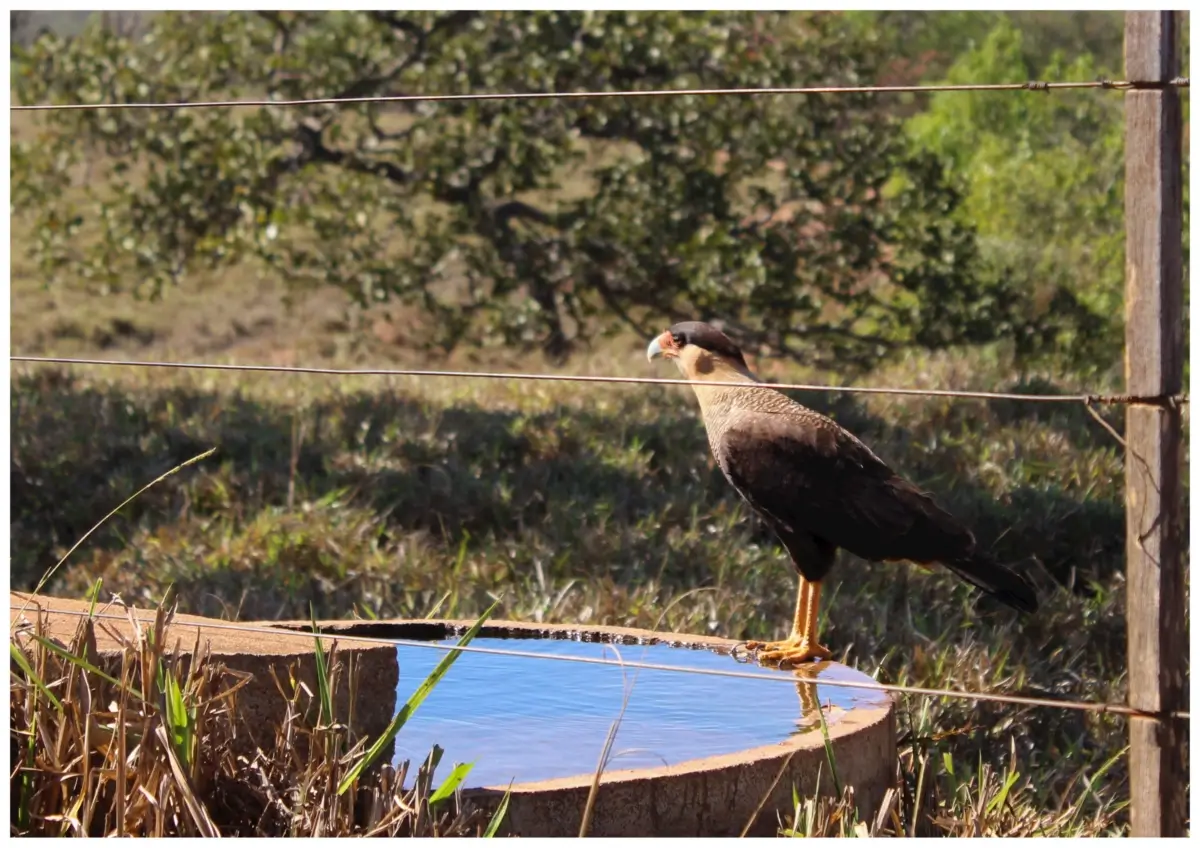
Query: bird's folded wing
716 410 973 562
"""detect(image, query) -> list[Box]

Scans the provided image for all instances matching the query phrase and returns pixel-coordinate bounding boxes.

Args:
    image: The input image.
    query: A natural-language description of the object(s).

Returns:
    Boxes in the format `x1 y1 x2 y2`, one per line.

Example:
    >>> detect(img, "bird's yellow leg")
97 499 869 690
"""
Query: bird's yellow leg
744 577 832 666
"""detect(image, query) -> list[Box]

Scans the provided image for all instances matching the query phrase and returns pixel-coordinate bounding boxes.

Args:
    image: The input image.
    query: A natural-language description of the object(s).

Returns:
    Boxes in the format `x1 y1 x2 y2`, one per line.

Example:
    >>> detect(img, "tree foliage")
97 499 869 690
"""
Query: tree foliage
13 11 1115 369
846 11 1126 83
905 19 1188 372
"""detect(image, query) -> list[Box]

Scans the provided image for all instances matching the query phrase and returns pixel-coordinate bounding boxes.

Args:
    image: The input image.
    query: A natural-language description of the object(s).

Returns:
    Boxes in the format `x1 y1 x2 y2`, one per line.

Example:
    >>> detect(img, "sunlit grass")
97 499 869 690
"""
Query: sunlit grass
10 330 1160 835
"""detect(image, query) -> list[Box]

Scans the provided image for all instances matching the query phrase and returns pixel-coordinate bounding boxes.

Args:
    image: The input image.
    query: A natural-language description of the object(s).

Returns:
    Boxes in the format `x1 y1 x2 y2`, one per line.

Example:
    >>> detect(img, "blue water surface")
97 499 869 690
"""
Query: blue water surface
390 637 886 788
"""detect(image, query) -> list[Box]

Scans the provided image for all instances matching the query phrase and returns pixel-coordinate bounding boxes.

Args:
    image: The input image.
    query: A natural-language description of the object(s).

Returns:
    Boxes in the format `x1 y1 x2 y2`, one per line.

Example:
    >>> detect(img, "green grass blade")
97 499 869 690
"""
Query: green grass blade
26 447 216 601
483 782 513 838
13 642 47 832
315 486 351 508
85 578 104 616
1067 745 1128 829
815 698 842 797
337 598 499 795
27 632 142 699
18 721 36 830
424 590 453 620
158 663 194 771
428 761 476 806
11 642 62 711
310 605 335 727
986 769 1021 814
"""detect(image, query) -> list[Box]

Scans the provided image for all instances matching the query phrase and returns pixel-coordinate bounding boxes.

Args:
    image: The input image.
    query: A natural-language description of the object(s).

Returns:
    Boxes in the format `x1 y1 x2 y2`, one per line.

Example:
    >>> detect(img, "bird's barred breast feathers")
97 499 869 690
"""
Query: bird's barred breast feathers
703 381 888 471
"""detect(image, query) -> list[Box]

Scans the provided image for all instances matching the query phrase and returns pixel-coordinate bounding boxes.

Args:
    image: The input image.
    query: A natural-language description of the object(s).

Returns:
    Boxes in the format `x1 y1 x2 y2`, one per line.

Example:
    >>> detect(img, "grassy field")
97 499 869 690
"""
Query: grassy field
11 244 1172 834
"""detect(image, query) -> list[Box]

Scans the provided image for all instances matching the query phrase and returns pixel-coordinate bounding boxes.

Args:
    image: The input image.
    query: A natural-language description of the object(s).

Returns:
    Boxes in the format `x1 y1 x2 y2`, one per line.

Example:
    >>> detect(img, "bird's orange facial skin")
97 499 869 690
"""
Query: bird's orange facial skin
655 330 680 358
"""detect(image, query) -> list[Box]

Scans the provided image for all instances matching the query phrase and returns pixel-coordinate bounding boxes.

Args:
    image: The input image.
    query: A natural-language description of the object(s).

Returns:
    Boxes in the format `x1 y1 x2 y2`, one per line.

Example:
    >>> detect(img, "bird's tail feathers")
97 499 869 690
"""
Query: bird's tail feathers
945 551 1038 614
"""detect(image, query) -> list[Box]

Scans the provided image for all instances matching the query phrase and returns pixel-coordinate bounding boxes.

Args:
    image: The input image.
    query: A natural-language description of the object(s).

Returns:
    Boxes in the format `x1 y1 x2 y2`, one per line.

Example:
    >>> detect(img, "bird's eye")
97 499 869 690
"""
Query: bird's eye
672 333 686 347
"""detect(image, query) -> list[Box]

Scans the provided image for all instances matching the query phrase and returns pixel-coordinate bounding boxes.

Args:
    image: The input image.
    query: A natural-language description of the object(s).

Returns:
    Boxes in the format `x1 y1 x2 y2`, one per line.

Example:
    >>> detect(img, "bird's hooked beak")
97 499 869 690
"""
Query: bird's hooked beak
646 330 678 362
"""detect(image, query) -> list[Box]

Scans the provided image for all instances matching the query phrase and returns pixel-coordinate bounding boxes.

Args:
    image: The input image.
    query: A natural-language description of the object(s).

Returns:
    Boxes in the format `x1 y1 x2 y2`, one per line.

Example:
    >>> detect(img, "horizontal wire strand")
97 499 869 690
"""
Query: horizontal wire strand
11 603 1188 722
10 78 1190 112
9 355 1186 407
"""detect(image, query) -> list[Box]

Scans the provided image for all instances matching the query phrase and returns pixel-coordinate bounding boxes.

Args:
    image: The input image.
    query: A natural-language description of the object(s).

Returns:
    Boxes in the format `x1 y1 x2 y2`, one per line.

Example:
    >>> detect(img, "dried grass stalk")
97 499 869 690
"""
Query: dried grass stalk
10 606 488 837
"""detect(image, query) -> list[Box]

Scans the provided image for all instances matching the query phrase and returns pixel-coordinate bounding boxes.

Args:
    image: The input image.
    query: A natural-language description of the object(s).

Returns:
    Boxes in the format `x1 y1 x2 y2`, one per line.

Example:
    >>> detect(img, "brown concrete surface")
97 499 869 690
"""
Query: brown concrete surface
484 703 894 838
278 617 898 837
9 592 399 757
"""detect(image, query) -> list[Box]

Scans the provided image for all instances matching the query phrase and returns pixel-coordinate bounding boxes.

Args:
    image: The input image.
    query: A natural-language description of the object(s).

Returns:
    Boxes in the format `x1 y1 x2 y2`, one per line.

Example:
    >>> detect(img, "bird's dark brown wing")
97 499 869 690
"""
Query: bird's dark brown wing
714 407 1038 612
714 409 978 567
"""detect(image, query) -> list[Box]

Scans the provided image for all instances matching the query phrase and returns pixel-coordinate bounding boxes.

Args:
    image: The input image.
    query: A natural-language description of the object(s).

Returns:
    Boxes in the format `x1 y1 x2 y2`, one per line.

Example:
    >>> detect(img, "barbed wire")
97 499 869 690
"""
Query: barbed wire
10 603 1188 722
9 355 1187 407
10 78 1190 113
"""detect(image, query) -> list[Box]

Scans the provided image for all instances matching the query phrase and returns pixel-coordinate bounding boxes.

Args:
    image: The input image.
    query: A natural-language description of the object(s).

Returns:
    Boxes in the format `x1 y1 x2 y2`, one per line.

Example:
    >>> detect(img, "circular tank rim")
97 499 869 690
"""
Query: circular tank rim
274 616 896 795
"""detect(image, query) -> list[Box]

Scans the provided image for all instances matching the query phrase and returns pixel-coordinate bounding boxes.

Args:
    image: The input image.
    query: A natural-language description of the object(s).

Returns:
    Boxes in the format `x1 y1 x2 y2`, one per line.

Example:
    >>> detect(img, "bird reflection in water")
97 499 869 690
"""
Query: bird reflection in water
789 661 845 734
730 645 842 734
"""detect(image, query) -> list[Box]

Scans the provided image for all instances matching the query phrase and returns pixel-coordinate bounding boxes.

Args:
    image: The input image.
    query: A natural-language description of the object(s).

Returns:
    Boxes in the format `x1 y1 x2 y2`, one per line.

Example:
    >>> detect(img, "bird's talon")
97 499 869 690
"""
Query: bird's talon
730 642 755 663
752 639 832 668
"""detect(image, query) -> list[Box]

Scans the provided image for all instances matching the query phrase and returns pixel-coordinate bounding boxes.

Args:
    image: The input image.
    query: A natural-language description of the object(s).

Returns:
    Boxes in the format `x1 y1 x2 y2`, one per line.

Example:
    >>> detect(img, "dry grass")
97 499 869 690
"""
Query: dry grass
9 602 494 837
778 749 1125 838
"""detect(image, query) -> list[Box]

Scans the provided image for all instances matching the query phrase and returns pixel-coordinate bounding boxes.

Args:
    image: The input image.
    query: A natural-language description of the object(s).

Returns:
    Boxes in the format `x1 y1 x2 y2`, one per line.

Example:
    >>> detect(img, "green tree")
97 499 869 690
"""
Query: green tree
846 11 1125 84
14 11 1058 370
905 20 1130 371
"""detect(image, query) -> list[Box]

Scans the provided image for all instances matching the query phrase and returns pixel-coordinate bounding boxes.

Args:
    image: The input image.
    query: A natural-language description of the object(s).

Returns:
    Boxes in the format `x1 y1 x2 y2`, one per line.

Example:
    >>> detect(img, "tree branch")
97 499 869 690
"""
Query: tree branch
585 267 654 338
369 11 423 39
426 10 480 41
294 121 414 185
492 200 551 228
329 13 479 107
294 121 558 238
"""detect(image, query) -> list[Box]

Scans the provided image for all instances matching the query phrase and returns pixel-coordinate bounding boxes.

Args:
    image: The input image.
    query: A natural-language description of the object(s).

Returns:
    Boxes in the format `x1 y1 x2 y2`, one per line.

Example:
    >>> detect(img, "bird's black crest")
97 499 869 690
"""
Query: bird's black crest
668 321 747 368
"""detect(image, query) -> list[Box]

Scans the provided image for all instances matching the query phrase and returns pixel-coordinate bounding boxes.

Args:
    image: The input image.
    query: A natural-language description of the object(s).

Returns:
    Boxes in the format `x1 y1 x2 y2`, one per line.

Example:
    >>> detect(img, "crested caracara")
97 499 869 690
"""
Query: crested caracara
647 321 1038 666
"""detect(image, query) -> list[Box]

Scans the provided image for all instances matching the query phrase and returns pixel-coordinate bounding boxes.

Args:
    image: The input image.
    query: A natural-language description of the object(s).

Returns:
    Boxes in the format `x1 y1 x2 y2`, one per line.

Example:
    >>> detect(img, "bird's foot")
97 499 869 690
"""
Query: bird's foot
743 636 832 667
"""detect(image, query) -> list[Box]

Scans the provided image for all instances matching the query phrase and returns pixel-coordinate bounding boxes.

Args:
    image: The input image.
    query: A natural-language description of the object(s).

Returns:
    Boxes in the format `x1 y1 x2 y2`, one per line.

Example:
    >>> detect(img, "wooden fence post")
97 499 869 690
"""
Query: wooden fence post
1122 10 1186 838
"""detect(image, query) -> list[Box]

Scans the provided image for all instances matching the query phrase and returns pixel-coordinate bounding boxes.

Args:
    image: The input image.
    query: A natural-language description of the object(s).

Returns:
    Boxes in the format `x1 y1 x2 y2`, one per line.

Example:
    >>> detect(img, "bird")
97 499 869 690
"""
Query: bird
646 320 1038 666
